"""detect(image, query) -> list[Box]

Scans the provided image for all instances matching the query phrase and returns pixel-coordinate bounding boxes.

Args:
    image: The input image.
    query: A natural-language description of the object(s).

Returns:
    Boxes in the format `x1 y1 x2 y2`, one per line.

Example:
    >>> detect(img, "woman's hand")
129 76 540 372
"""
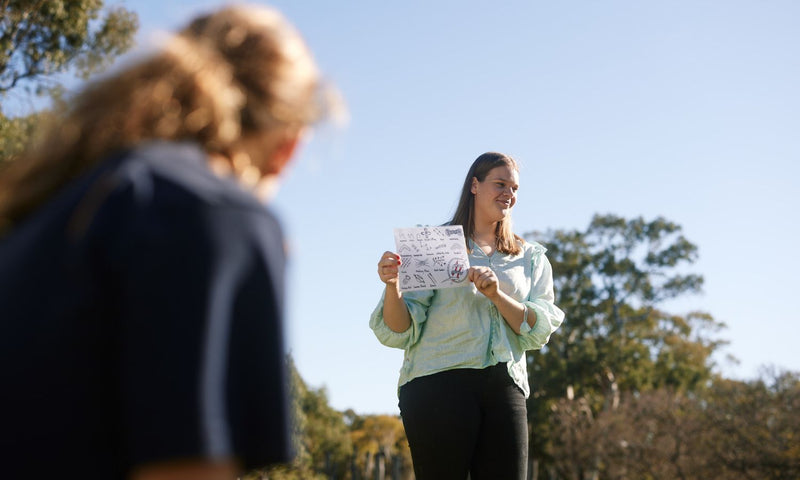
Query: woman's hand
377 251 402 285
469 266 530 334
469 266 500 300
377 251 411 333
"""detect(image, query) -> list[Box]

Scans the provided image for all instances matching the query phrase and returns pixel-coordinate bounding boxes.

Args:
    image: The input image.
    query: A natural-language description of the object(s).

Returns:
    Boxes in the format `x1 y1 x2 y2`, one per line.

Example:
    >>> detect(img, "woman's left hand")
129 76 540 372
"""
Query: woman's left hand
468 266 499 300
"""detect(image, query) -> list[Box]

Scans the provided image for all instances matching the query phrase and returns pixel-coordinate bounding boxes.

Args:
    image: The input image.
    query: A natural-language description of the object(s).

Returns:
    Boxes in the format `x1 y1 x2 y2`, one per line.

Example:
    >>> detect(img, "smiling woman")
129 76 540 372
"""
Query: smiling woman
370 152 565 480
470 165 519 241
456 153 521 256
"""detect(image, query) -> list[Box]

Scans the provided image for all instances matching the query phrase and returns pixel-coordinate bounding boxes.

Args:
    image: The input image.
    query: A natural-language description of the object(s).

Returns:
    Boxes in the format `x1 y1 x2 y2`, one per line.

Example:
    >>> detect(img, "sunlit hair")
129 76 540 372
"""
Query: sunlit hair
449 152 522 255
0 5 342 233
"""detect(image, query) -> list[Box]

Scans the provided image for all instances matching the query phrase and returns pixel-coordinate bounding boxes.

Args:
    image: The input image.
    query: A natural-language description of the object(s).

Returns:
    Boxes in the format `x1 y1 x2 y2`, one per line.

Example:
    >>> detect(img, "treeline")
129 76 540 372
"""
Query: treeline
247 357 414 480
527 215 798 479
539 371 799 480
254 367 798 480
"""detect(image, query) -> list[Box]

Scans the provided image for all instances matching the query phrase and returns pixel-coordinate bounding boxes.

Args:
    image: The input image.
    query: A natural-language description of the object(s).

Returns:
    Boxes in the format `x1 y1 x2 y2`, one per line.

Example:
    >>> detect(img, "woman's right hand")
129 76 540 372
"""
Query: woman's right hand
377 251 402 285
377 251 411 333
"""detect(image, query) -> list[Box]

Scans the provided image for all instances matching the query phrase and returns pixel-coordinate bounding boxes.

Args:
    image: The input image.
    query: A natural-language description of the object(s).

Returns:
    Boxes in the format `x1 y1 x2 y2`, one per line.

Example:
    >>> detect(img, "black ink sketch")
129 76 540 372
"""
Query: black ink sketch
427 273 437 286
394 225 470 292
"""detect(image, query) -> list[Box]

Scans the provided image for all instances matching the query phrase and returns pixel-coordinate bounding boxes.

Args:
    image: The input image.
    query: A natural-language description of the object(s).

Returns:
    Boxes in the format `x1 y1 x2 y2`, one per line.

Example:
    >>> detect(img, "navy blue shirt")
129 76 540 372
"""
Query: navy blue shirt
0 142 292 478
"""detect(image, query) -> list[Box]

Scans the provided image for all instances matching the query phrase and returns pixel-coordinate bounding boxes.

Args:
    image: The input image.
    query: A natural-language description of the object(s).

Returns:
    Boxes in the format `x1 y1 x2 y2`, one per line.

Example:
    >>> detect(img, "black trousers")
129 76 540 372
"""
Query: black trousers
398 363 528 480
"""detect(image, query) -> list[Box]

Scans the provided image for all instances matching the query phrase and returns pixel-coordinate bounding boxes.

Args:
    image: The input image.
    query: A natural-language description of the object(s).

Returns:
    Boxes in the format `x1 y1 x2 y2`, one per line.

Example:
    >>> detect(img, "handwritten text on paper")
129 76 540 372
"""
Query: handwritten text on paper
393 226 470 292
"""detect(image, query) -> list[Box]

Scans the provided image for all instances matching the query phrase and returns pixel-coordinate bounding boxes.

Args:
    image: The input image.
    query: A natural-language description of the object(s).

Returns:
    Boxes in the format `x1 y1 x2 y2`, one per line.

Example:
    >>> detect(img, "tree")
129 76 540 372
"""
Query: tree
700 370 800 480
1 0 137 94
0 109 52 164
525 214 727 477
0 0 138 163
299 381 354 478
548 388 715 480
253 357 353 480
543 372 800 480
348 412 413 480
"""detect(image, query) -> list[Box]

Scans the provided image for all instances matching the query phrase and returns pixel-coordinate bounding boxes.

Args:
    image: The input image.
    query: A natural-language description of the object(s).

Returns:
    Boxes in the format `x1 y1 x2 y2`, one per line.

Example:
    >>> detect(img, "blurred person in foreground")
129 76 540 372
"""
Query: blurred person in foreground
0 4 340 479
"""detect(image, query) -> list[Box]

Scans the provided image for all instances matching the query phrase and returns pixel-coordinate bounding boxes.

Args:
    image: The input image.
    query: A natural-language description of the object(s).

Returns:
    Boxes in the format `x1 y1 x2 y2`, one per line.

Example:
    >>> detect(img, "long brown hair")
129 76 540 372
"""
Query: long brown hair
0 5 340 234
449 152 522 255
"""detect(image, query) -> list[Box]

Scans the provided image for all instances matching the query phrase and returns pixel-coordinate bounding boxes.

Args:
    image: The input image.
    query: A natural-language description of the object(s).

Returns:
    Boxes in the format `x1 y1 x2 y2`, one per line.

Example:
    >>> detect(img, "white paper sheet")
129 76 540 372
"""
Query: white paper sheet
393 225 471 292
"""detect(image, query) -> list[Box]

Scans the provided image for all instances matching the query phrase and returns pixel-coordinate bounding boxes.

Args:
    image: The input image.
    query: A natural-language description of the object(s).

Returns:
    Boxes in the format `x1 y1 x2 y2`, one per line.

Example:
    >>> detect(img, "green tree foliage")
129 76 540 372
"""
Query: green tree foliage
543 373 800 480
0 0 138 164
299 380 353 478
546 388 714 479
701 370 800 480
0 109 51 165
251 363 413 480
0 0 138 93
347 412 413 479
525 214 727 473
253 357 353 480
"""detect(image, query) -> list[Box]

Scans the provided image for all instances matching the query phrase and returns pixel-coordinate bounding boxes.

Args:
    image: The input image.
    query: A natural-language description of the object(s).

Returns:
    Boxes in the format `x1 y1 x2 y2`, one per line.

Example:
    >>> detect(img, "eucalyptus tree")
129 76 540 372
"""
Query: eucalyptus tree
525 214 726 476
1 0 138 163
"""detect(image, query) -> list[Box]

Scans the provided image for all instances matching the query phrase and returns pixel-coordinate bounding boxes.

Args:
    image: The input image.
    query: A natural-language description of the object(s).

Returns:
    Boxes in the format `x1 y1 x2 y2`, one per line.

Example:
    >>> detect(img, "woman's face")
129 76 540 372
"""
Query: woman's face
470 164 519 225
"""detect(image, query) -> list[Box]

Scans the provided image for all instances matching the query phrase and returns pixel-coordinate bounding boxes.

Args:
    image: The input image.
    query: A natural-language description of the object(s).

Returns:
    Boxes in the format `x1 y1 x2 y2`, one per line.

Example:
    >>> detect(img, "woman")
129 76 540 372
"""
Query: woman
371 152 565 479
0 5 338 480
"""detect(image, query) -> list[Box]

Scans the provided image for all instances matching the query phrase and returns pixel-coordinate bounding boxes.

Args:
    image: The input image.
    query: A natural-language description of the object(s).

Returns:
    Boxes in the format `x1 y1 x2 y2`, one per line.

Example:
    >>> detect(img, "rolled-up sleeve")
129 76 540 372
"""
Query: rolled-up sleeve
369 289 435 350
518 251 565 351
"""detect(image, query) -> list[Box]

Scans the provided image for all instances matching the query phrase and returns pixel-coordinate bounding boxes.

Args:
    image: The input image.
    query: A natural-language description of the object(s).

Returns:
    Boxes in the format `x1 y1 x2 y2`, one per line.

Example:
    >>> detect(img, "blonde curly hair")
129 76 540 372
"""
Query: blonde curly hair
0 5 340 232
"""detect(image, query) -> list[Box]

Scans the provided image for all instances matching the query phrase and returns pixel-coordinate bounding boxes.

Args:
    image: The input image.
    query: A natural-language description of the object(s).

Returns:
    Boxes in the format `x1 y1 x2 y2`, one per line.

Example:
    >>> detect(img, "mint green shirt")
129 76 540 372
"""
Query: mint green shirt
370 239 565 398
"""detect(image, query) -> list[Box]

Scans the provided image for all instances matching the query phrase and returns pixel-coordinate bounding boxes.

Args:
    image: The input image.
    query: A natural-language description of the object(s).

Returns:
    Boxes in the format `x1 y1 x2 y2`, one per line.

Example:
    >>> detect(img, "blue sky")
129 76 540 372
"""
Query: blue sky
31 1 800 414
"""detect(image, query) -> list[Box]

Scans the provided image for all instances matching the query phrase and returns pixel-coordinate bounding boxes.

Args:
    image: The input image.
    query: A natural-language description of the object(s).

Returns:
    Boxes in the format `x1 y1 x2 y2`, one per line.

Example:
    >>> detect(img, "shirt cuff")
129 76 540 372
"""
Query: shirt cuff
519 304 532 334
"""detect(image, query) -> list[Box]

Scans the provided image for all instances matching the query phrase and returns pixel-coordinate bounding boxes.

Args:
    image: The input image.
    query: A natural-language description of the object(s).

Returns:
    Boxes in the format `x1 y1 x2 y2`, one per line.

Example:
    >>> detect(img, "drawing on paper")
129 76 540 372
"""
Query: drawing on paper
393 225 471 292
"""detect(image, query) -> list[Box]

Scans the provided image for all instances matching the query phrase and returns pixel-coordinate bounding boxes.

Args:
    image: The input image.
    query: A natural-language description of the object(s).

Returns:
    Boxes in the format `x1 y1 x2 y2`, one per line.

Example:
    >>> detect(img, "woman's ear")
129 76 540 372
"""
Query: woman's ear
470 177 479 195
